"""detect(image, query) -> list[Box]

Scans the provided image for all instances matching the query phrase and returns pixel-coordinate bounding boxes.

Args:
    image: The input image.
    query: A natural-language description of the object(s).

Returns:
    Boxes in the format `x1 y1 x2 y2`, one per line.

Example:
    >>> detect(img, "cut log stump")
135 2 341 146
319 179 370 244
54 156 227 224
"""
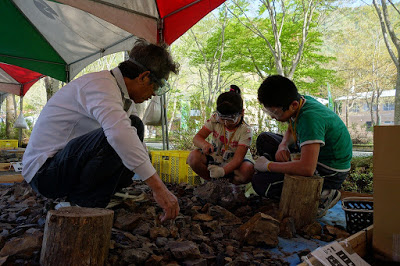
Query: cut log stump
40 207 114 266
279 174 323 230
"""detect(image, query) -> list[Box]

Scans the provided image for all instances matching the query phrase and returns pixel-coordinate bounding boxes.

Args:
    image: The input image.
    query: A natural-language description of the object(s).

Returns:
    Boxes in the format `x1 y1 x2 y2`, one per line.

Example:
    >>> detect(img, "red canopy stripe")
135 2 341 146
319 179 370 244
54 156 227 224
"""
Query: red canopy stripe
157 0 226 44
0 63 44 96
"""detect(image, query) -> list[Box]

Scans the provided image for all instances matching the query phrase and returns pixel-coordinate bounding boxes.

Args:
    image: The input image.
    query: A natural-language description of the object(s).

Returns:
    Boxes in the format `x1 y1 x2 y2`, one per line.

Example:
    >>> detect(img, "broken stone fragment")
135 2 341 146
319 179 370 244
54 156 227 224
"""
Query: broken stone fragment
300 221 322 237
0 230 43 258
167 241 201 260
320 234 334 242
199 242 214 255
324 224 350 240
113 211 143 231
237 212 280 247
203 220 220 231
133 222 151 236
234 205 252 218
208 205 242 226
145 254 164 265
149 226 170 239
189 224 200 235
182 258 208 266
279 216 296 239
122 248 151 264
155 237 168 247
168 225 179 238
192 213 213 222
225 245 235 257
0 256 8 265
193 182 221 205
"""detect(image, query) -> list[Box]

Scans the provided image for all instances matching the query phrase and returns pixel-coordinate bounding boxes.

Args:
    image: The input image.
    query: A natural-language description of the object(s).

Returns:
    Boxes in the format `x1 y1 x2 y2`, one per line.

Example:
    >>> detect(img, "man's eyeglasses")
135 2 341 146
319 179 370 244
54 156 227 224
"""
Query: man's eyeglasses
215 111 241 124
128 58 171 96
149 75 171 96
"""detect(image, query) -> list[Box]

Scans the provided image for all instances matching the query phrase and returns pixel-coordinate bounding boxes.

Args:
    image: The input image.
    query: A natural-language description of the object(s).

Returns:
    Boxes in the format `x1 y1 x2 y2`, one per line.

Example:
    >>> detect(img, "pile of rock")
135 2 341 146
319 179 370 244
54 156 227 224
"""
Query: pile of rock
0 180 350 265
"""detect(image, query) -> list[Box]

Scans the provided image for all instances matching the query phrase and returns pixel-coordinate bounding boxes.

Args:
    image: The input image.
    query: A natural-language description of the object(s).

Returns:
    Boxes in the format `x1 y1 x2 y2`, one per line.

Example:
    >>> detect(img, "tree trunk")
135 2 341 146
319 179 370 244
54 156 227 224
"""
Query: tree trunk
279 174 323 230
395 72 400 125
5 94 15 138
168 97 177 132
345 98 349 127
44 77 60 101
370 94 375 126
40 207 114 266
376 97 380 126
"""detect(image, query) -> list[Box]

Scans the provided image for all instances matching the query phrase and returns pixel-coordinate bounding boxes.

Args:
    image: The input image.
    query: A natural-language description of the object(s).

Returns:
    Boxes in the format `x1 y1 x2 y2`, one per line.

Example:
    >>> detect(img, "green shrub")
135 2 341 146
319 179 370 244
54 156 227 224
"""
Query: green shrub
342 156 373 194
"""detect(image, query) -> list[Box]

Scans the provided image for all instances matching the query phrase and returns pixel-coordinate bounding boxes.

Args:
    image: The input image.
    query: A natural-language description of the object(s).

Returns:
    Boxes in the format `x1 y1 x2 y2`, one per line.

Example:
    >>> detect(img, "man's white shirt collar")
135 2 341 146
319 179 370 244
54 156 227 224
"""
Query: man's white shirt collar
111 67 138 116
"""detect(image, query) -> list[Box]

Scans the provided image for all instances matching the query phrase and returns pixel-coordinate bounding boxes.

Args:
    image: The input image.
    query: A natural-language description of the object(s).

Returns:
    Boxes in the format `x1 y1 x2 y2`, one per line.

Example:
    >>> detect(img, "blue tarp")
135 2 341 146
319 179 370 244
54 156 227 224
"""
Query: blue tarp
270 200 346 265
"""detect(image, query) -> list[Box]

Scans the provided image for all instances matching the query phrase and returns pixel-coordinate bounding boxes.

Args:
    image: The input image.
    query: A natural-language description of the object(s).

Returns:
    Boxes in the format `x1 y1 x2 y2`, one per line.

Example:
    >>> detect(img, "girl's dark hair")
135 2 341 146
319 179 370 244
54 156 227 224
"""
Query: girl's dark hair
258 75 300 110
216 85 243 115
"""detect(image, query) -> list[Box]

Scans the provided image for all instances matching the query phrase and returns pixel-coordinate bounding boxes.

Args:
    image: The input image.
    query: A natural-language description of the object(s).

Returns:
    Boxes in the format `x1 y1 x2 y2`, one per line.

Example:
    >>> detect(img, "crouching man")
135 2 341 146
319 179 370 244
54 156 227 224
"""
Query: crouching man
22 39 180 222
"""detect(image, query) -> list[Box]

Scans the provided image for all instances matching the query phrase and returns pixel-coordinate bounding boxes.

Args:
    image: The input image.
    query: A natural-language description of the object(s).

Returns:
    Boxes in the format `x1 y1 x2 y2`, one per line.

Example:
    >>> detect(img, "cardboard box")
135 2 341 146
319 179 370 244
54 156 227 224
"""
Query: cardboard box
298 225 373 265
373 126 400 262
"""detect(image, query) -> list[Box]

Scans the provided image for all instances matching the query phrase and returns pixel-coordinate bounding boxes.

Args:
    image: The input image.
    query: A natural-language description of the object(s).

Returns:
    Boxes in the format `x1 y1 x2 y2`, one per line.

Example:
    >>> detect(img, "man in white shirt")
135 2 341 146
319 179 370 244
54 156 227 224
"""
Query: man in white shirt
22 39 180 222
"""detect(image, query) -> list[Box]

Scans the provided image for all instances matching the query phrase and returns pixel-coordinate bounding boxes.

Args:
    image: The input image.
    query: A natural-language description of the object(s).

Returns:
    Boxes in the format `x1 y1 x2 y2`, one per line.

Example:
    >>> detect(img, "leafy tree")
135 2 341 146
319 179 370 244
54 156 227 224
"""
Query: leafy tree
325 3 397 127
183 5 242 116
372 0 400 124
226 0 339 94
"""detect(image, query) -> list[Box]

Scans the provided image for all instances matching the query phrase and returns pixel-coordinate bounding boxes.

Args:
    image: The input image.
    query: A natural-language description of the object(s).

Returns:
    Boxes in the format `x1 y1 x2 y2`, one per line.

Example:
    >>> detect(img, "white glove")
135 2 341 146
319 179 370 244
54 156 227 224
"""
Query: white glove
207 165 225 178
254 156 272 172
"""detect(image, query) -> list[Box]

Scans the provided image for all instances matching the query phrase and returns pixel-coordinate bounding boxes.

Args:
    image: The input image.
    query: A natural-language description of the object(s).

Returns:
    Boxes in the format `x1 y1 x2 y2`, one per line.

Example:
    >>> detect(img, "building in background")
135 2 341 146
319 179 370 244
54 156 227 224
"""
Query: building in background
335 90 395 128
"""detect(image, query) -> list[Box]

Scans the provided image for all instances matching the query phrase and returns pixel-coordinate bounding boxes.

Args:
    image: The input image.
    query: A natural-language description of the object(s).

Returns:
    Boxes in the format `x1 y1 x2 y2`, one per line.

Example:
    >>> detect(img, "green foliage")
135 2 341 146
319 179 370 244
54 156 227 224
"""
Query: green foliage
342 156 373 194
223 0 340 94
76 52 124 79
0 121 32 141
170 120 201 151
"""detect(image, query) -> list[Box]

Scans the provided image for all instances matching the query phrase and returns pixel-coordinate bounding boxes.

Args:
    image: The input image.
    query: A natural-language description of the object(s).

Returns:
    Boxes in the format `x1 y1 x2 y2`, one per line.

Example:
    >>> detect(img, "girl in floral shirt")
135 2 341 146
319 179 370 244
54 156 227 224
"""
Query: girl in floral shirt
187 85 254 184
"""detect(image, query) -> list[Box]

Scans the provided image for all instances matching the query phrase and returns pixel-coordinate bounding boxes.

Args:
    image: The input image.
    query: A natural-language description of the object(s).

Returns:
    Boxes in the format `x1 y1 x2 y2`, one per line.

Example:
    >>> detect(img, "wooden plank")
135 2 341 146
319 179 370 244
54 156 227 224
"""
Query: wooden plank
0 174 23 183
345 225 373 258
0 163 11 171
298 225 373 265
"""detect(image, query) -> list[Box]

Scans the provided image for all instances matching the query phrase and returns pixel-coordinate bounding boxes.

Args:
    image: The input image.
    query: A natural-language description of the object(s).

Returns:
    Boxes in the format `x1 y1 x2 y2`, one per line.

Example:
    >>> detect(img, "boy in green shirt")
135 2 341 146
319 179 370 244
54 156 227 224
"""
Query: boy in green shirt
253 75 352 217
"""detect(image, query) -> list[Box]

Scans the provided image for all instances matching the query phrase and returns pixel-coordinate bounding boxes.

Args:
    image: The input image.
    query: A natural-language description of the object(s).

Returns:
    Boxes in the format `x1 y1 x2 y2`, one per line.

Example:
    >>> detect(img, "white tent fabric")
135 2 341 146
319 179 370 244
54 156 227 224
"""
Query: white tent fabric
57 0 159 45
0 67 20 95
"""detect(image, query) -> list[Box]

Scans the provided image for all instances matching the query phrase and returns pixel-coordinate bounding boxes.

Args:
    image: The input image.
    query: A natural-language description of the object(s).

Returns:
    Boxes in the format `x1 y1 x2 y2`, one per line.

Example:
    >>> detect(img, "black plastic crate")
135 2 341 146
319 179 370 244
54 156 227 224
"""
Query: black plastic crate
342 197 373 234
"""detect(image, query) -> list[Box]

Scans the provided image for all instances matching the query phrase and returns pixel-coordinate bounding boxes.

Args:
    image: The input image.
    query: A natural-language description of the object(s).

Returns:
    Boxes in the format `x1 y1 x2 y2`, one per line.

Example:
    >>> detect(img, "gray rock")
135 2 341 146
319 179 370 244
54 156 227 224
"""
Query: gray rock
167 240 201 260
122 248 150 264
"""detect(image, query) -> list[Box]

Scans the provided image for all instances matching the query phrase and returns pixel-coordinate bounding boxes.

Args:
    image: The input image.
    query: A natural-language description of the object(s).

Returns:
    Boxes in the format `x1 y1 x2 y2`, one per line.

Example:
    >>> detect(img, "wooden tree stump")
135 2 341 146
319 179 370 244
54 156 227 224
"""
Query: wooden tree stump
40 207 114 266
279 174 323 230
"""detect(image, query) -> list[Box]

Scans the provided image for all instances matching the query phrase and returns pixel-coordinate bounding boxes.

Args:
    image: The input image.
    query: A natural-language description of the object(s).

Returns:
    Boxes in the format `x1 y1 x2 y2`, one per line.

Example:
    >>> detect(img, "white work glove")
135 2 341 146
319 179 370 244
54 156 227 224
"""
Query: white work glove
207 165 225 178
254 156 272 172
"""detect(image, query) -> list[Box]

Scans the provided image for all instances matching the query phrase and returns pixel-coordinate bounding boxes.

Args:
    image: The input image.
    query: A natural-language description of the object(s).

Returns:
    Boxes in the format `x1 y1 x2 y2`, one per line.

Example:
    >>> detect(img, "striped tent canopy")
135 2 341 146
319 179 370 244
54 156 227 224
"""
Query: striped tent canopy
0 0 226 82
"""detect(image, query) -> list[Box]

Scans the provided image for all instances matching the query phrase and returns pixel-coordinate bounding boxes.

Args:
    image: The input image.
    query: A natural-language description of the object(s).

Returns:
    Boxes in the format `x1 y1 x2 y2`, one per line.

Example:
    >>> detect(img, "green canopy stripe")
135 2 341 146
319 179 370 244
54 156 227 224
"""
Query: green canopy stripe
0 0 66 81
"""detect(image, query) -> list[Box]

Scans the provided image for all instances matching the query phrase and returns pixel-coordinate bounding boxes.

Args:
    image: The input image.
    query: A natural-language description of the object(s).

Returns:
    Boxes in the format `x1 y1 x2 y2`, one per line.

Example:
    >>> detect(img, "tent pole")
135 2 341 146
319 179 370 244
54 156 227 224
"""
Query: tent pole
163 94 169 150
157 19 169 150
161 95 166 150
18 87 23 148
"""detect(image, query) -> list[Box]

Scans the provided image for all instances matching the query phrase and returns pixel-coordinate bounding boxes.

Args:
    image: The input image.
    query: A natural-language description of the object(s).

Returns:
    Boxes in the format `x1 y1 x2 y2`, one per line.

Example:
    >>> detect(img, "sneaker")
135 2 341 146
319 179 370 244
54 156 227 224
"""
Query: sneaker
317 189 341 218
54 202 79 210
